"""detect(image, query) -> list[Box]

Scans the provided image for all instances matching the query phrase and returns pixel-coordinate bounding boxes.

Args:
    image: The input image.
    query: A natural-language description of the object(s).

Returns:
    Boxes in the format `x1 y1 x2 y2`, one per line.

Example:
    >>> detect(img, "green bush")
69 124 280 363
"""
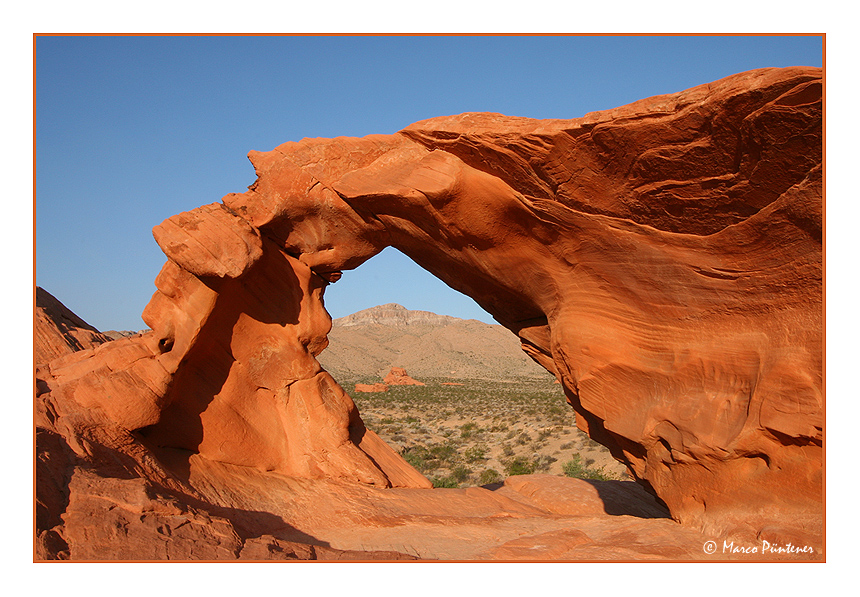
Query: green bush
401 446 430 472
429 443 457 463
503 456 537 476
450 465 472 482
401 442 460 474
479 469 502 485
535 454 557 472
562 454 618 481
464 445 487 463
430 476 459 488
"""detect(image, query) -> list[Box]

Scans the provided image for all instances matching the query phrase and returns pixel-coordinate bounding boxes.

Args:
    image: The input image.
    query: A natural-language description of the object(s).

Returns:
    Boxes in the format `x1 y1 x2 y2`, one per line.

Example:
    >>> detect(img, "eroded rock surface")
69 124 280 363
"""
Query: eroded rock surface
35 287 111 364
382 367 425 386
35 67 823 559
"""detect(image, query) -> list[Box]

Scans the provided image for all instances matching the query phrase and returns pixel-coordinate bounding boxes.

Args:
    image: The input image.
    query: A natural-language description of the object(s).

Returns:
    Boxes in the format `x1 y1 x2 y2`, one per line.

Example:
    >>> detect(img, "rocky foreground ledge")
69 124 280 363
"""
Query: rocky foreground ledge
35 66 822 560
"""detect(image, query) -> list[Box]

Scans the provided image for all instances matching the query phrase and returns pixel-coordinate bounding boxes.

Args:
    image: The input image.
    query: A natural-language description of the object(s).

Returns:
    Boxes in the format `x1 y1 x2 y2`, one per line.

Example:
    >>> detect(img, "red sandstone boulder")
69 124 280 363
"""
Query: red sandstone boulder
382 367 425 386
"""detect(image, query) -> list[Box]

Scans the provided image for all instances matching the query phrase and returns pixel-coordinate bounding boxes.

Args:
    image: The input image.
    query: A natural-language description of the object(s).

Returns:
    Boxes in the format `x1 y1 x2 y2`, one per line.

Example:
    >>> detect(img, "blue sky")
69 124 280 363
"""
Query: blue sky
35 35 823 330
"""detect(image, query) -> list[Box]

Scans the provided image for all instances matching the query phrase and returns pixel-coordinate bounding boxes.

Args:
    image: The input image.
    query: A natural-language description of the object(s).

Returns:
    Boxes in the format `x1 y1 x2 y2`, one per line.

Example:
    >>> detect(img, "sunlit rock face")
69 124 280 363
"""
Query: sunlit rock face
220 65 821 533
36 67 821 558
35 287 111 364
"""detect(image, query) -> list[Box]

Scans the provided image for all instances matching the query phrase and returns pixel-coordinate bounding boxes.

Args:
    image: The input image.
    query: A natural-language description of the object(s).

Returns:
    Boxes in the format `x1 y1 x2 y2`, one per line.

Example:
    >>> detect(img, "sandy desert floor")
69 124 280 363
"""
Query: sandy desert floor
338 375 631 488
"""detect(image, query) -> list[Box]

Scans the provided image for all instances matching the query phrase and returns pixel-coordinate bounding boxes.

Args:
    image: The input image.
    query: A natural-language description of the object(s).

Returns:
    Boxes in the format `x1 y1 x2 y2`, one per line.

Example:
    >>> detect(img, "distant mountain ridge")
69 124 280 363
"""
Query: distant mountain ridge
333 303 462 328
319 303 550 382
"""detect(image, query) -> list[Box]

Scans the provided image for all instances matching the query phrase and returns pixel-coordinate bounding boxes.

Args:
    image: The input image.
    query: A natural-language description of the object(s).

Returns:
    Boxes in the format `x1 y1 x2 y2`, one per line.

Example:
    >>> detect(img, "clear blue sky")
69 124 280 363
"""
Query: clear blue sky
35 35 822 330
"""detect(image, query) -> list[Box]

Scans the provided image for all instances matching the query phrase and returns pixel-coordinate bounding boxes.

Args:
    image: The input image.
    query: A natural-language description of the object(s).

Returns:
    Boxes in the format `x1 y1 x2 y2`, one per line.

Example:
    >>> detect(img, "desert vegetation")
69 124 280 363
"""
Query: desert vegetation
341 375 629 488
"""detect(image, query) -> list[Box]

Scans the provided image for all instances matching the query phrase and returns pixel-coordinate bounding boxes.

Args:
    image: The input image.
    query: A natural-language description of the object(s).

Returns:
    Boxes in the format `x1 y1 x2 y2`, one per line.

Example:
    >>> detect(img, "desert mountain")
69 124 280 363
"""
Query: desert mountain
317 303 551 381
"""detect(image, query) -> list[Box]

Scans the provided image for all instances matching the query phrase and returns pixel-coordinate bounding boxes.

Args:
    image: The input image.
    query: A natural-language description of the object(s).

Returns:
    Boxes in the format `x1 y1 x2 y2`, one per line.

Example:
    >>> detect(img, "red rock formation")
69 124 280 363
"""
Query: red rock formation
38 234 430 488
35 67 822 559
35 287 110 364
354 367 424 391
218 66 822 535
383 367 425 386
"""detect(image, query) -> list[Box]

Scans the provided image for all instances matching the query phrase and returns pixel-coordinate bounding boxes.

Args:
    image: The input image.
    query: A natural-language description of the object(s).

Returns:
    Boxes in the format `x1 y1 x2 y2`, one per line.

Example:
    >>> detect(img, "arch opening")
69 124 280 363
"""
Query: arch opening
316 246 630 490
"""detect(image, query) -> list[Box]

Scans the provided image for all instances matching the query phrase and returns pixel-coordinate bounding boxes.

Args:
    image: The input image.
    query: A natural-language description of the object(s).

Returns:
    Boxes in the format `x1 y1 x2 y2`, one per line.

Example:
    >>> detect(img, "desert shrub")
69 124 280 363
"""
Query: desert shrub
460 422 479 439
559 442 575 450
479 469 502 485
402 442 459 472
430 476 459 488
562 454 618 481
450 465 472 482
464 445 487 463
401 446 431 472
535 454 557 472
515 432 531 446
583 436 604 450
429 443 457 463
501 443 515 457
503 456 537 476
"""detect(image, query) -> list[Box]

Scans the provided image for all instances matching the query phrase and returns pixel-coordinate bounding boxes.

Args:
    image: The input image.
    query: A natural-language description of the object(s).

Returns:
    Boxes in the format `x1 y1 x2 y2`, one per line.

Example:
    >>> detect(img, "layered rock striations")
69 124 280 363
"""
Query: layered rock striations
35 287 111 364
35 67 822 559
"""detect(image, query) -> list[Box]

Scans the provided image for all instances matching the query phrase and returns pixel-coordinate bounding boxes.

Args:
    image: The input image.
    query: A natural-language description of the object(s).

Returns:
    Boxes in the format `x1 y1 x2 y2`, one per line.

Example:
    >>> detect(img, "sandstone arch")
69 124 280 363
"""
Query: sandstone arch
36 66 822 556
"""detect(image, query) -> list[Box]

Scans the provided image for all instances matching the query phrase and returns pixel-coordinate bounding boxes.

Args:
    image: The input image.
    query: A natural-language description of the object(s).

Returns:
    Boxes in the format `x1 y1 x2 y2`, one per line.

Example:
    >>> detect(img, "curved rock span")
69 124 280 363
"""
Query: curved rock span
36 66 822 559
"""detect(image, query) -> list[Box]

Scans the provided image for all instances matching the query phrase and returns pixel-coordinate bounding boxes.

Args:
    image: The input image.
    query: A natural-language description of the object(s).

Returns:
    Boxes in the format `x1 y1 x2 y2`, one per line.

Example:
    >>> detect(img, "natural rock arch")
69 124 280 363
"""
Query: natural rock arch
37 66 822 549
